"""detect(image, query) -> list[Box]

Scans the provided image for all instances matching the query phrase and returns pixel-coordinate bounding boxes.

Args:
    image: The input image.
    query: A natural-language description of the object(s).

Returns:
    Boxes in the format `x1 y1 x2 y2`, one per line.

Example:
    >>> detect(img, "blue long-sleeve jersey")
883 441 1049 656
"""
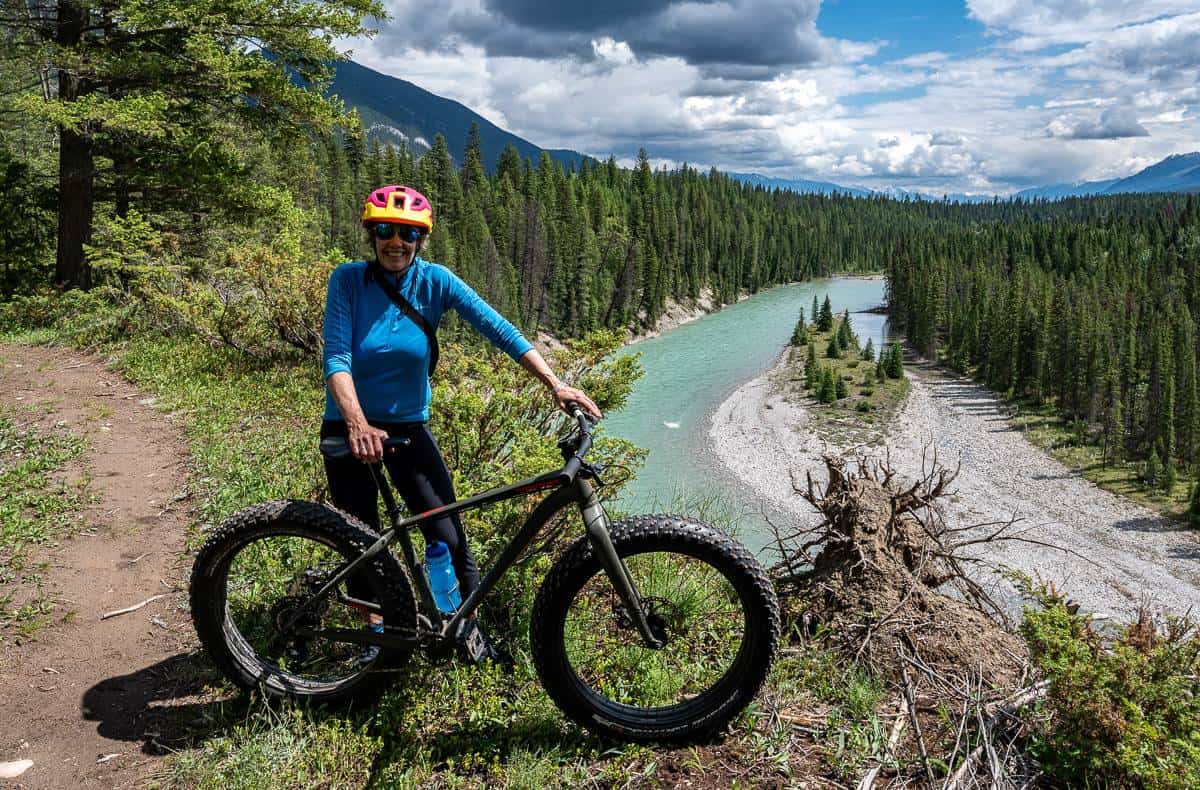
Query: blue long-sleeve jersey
322 258 533 422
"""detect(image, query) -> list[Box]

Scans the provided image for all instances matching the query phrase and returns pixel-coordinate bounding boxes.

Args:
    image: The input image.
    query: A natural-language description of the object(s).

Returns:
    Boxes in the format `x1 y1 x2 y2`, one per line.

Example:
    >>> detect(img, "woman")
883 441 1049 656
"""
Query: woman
321 184 601 661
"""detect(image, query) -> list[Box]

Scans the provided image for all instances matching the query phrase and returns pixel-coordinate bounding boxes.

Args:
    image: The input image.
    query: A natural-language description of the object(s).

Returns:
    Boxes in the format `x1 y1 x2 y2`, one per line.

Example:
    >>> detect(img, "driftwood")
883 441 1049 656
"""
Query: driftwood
769 448 1055 787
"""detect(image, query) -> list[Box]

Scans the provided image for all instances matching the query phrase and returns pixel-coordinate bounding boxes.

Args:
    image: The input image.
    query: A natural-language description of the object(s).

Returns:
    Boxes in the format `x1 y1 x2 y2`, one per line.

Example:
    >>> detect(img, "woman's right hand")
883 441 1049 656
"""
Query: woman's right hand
347 421 389 463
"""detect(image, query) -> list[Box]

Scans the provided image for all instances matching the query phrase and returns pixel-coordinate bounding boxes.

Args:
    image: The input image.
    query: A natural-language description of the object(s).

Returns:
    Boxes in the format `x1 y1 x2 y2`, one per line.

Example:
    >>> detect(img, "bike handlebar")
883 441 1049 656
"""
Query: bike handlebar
561 405 595 483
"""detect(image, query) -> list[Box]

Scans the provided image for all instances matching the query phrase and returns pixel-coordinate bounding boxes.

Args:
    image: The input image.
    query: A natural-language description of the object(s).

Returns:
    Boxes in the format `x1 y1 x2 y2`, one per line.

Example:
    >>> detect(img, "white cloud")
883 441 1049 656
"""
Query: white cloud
340 0 1200 194
592 37 636 66
1045 106 1150 139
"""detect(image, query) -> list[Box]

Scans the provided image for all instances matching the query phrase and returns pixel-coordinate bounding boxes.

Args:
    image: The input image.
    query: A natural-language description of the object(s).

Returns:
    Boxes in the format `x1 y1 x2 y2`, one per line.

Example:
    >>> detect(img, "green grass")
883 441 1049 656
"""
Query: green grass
0 403 90 642
1009 403 1194 522
2 317 899 786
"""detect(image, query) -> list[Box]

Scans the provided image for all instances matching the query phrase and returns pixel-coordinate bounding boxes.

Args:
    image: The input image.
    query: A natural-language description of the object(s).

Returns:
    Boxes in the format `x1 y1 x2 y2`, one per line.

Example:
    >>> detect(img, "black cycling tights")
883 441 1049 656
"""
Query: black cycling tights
320 420 480 599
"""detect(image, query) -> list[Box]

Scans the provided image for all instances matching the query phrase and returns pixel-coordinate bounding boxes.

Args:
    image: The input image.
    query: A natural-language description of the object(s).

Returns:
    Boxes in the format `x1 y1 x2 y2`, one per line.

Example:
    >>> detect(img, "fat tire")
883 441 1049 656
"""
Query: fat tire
189 500 417 705
530 514 780 742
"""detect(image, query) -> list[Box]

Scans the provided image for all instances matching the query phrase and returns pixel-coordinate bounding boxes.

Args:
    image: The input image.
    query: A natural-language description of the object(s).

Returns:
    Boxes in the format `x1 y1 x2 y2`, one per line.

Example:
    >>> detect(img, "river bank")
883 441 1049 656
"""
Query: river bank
710 348 1200 619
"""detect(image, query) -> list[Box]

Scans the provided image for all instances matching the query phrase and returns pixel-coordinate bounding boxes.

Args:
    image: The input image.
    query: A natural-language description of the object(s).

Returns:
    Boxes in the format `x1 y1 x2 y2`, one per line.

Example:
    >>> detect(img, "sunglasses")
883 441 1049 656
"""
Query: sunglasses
370 223 423 243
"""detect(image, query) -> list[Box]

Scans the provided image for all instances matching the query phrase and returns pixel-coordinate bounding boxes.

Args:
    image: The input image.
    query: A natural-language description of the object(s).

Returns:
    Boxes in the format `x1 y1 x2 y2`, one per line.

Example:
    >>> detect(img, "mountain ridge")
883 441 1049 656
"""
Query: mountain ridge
330 59 1200 201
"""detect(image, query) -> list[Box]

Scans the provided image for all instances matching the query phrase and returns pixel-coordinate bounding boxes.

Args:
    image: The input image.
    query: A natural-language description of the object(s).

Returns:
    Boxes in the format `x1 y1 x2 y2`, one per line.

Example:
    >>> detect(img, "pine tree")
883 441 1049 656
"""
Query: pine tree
791 320 808 346
818 295 834 331
826 335 841 359
818 367 837 403
837 309 856 350
1145 446 1161 486
805 342 819 389
14 0 381 289
861 337 875 362
884 343 904 378
1164 455 1178 492
811 294 820 327
1189 482 1200 527
835 374 848 399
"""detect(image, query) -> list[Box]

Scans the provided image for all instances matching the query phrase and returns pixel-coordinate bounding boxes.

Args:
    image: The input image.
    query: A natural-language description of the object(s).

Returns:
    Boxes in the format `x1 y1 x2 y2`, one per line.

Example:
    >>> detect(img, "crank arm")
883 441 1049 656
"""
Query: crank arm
292 626 424 650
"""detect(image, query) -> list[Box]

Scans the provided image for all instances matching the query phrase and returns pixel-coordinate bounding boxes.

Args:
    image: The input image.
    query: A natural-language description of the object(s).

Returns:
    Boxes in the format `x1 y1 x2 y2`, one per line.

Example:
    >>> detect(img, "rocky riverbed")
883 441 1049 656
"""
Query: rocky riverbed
710 351 1200 620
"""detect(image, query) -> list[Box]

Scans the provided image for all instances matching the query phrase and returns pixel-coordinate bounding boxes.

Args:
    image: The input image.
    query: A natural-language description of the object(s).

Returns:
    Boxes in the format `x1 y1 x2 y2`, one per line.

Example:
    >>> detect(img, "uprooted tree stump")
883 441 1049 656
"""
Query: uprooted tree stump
770 453 1026 686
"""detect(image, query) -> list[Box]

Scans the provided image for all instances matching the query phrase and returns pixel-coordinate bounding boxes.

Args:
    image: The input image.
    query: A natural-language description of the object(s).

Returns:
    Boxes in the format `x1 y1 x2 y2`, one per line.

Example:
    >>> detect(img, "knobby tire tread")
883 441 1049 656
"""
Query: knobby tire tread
530 514 780 742
189 499 417 705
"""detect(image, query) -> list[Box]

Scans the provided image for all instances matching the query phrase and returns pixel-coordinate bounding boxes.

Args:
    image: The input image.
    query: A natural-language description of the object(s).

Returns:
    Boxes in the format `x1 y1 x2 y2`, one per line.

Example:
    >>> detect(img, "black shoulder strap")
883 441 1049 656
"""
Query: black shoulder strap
367 262 439 375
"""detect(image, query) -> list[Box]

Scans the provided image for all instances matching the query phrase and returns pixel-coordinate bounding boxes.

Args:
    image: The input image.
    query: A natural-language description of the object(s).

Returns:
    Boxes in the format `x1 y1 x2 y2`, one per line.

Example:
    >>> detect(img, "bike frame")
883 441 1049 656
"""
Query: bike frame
286 413 663 652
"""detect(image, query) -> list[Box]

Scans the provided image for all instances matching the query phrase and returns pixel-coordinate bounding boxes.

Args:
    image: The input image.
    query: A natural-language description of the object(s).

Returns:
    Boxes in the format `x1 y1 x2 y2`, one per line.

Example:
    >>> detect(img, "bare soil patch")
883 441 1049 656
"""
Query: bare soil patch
0 344 198 789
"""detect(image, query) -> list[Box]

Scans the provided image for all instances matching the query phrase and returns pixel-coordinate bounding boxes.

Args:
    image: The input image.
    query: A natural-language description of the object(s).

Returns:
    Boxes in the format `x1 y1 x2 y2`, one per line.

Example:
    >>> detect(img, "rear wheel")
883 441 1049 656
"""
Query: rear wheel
189 500 417 704
531 515 780 742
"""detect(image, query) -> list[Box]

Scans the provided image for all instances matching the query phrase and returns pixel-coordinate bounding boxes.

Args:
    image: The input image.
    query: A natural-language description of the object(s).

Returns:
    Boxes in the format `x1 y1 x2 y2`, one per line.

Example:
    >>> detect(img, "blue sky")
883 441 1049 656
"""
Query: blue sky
349 0 1200 194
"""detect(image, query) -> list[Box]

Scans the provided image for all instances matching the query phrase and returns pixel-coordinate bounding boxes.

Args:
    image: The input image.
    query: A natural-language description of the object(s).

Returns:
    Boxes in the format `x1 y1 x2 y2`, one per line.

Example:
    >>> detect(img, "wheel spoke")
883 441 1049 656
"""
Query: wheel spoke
562 549 746 710
224 532 375 684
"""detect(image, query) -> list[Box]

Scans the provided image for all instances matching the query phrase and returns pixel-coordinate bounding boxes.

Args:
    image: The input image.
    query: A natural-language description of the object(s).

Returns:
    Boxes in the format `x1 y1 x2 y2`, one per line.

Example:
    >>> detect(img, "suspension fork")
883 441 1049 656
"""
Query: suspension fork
576 478 663 649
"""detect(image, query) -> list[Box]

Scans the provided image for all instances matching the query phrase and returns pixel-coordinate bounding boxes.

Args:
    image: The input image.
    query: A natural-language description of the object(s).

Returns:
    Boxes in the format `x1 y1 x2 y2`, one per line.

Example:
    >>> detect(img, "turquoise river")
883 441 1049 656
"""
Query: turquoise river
603 276 890 553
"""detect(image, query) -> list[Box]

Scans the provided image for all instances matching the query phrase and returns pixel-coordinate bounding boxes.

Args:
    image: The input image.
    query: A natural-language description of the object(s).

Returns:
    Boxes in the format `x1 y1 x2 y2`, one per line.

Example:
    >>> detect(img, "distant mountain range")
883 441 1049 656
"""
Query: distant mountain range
726 172 872 198
1014 153 1200 199
328 59 591 172
329 59 1200 201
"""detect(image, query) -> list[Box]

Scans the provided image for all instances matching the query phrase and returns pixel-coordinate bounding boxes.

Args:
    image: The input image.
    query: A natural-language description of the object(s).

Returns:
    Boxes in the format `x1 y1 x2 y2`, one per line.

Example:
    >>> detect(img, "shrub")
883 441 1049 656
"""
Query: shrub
855 401 871 413
1020 592 1200 788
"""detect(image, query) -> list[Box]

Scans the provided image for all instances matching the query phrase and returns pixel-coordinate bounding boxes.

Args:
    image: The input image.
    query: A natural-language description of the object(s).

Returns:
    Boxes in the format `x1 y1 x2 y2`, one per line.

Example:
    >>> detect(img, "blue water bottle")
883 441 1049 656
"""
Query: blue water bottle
425 541 462 613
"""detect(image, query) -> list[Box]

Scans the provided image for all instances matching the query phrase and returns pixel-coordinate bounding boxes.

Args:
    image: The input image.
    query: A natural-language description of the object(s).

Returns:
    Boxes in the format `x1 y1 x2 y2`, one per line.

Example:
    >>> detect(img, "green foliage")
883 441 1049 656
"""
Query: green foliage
1145 447 1161 487
883 343 904 379
1020 591 1200 787
861 337 874 362
1190 481 1200 527
886 193 1200 481
825 335 841 359
0 142 53 297
804 342 818 389
835 375 848 400
817 367 837 403
790 317 808 346
817 295 834 332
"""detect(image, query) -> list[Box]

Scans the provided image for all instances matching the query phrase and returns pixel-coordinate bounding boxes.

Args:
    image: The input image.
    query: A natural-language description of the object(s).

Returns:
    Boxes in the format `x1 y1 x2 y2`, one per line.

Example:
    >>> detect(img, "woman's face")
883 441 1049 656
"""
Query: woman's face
372 223 422 271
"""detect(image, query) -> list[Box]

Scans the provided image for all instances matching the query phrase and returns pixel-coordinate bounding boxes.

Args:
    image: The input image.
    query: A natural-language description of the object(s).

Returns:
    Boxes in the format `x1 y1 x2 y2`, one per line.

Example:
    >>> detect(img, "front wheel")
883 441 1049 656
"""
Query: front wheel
530 515 780 742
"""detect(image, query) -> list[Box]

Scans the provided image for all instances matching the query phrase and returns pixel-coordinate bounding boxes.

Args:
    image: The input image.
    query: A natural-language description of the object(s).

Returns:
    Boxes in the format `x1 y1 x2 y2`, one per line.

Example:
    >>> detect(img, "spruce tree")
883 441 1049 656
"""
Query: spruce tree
818 367 837 403
1189 482 1200 527
862 337 875 362
818 295 834 331
805 342 819 388
826 335 841 359
884 343 904 378
835 374 848 399
1145 446 1161 486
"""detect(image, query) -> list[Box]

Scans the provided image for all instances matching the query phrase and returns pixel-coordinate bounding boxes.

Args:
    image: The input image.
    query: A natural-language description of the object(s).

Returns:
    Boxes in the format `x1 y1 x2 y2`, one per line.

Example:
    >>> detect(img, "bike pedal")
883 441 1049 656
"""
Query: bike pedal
456 620 506 665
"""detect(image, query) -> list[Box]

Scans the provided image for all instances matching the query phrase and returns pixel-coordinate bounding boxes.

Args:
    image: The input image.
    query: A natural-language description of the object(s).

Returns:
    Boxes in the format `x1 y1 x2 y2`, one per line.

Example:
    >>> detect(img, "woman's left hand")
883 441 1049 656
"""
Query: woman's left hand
554 384 602 419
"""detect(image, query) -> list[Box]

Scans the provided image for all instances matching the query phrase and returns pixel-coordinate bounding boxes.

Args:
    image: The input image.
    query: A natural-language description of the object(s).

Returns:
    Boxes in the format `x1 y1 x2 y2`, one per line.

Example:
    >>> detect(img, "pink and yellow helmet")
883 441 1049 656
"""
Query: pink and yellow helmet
360 185 433 231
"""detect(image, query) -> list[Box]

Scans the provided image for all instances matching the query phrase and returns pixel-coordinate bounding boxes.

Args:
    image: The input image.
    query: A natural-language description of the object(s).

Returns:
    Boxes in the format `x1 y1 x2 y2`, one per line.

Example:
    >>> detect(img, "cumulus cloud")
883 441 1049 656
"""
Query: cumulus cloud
930 132 965 146
343 0 1200 194
373 0 874 80
1046 106 1150 139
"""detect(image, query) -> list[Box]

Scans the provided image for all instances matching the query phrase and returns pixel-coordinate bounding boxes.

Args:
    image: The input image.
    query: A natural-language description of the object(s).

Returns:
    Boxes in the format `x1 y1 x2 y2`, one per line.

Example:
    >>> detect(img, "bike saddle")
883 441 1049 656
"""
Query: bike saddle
319 435 412 460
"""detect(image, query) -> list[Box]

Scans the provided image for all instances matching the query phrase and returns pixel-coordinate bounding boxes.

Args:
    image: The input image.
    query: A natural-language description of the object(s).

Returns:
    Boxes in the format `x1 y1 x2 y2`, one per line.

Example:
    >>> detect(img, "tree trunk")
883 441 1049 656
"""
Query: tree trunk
55 0 93 290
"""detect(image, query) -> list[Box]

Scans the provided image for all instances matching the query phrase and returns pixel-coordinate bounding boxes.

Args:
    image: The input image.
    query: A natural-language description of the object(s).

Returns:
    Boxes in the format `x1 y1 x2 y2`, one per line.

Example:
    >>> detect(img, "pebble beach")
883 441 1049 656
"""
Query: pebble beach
710 349 1200 620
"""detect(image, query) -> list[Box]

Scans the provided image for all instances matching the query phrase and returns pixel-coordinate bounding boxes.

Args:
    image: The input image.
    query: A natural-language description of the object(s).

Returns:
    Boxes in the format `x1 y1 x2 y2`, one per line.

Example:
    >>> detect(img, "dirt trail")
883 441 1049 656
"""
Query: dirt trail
0 344 195 789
